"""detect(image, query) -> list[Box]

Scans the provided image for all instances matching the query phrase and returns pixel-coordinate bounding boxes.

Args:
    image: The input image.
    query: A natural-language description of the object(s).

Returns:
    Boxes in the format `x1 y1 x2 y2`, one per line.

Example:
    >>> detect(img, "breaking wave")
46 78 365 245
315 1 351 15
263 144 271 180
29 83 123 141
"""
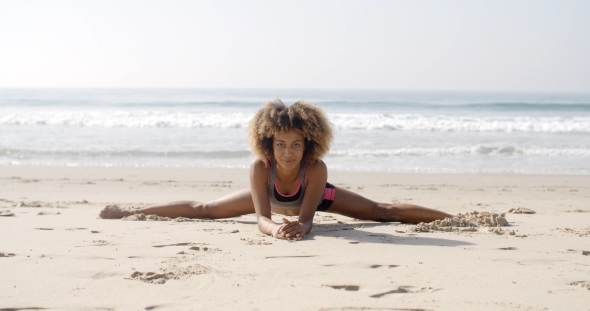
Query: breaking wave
2 111 589 133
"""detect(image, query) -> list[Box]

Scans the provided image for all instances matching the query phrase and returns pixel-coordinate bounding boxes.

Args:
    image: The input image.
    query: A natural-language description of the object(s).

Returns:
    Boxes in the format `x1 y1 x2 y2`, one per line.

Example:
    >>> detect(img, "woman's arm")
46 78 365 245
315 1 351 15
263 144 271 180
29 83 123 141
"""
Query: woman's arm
249 159 278 236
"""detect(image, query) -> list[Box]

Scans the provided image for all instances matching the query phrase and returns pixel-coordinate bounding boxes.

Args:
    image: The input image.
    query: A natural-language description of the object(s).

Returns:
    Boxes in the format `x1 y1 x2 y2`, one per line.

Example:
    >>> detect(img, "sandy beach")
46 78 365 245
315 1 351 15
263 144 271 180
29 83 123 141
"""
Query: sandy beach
1 166 589 310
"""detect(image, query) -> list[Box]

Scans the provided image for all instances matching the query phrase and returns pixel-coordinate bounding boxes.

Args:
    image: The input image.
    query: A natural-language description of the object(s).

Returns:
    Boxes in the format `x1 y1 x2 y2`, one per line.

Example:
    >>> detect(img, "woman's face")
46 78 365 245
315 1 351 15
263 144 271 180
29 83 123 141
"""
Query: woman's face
273 129 305 170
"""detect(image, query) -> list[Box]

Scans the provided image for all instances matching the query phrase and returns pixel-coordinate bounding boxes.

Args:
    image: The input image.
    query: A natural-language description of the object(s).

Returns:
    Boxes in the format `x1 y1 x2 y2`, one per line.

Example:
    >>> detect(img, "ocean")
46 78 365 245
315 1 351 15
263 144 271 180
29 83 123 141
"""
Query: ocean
1 88 589 174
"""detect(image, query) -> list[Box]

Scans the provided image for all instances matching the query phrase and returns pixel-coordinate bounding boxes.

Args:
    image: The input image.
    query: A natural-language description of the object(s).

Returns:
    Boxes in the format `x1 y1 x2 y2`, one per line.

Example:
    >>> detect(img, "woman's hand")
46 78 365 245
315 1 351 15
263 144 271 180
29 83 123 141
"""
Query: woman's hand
272 218 304 241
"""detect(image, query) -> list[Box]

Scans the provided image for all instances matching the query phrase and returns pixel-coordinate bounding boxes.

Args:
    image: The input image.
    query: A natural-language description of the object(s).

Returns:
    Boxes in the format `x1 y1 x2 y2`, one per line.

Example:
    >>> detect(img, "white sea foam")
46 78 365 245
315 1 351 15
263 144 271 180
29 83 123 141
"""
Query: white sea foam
330 114 590 133
2 89 590 173
0 111 251 128
2 110 590 133
329 146 590 157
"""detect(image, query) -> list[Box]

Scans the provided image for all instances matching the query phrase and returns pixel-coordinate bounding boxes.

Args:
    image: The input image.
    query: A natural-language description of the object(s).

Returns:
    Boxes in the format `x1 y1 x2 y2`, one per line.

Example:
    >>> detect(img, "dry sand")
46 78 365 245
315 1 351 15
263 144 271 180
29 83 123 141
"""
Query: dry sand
0 166 589 310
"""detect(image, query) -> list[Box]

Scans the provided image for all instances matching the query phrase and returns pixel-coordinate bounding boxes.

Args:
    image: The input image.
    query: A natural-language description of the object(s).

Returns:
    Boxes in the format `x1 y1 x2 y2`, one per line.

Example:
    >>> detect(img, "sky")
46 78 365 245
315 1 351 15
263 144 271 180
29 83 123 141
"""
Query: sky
1 0 589 92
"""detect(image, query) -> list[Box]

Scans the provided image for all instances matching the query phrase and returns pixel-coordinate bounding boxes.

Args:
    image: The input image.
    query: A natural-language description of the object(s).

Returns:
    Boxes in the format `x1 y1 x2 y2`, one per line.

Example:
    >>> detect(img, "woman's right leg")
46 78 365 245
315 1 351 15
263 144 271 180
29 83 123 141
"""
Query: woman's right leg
99 188 256 219
326 186 452 224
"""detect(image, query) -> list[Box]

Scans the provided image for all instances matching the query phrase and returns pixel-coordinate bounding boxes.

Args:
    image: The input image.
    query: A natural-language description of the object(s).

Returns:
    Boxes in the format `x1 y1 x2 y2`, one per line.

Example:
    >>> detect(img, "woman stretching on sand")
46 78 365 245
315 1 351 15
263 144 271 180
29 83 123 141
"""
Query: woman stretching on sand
100 100 452 240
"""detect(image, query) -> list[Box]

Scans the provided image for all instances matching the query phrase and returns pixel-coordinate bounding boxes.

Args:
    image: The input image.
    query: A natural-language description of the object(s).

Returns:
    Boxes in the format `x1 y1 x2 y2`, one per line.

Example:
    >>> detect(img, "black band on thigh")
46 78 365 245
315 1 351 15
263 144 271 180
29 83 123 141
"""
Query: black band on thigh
316 182 336 212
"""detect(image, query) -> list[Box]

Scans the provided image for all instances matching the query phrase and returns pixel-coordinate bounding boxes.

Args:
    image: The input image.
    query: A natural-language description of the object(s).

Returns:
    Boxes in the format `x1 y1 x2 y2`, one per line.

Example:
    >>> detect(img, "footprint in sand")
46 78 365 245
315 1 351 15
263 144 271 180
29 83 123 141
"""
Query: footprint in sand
129 271 170 284
560 227 590 237
370 286 437 298
74 240 109 248
325 285 360 291
16 201 43 207
569 281 590 290
0 210 15 217
152 243 192 248
240 238 272 245
129 264 212 284
0 307 47 311
370 264 399 269
37 211 61 215
509 207 536 214
189 246 221 252
92 271 121 279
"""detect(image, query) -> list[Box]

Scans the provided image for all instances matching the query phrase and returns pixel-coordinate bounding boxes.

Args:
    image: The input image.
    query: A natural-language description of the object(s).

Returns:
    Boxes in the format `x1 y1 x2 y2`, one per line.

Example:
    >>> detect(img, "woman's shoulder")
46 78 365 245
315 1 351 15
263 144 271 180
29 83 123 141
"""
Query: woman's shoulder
306 158 326 169
249 158 271 185
303 159 327 187
250 158 270 170
304 159 327 178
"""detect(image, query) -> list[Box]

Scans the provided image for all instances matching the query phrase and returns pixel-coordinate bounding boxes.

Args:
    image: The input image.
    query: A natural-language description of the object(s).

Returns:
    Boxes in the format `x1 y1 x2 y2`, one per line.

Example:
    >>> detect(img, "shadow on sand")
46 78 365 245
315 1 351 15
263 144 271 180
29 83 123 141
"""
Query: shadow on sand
306 221 474 247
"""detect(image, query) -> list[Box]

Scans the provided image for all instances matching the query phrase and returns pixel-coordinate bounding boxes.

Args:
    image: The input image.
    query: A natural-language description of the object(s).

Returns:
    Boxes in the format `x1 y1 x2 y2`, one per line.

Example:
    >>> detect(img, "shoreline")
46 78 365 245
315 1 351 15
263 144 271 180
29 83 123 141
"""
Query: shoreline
1 165 589 310
2 163 589 175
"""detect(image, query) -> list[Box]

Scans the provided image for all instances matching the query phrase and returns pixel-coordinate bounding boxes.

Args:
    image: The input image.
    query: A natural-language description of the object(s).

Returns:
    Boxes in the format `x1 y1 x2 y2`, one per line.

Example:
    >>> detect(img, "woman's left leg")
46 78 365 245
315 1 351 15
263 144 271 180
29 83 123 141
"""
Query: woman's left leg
326 186 452 224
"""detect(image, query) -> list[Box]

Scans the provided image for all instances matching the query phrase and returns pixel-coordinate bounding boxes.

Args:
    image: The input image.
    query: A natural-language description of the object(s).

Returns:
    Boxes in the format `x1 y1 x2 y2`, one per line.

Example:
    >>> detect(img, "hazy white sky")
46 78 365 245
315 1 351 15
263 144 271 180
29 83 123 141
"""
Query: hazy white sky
1 0 589 92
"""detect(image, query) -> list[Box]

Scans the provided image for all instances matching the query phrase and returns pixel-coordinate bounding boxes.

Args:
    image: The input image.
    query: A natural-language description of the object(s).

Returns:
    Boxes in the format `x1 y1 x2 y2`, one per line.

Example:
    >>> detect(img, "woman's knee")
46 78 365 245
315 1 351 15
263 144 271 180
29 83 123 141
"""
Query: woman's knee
189 201 210 218
374 203 402 222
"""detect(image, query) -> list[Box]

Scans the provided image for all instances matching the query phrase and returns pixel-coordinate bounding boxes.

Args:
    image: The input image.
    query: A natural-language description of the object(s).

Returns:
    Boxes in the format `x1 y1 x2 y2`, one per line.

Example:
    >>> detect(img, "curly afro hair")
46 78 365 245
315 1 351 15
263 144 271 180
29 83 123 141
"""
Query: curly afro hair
248 99 333 163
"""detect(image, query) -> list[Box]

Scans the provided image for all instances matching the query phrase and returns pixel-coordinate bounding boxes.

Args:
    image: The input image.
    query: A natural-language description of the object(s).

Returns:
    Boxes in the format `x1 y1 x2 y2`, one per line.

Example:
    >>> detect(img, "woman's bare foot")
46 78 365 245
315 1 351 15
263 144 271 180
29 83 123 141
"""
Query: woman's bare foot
99 205 135 219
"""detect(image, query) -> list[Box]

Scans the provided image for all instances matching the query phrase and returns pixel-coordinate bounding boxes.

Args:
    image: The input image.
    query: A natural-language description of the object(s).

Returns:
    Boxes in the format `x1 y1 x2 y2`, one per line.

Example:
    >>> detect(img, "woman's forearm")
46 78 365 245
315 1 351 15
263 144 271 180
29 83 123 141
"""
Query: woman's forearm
298 218 313 234
257 216 278 236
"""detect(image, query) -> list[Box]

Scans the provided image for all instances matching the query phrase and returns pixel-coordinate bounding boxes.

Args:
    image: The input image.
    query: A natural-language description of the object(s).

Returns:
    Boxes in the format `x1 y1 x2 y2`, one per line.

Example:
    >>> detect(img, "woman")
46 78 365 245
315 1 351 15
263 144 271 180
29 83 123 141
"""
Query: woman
99 100 452 240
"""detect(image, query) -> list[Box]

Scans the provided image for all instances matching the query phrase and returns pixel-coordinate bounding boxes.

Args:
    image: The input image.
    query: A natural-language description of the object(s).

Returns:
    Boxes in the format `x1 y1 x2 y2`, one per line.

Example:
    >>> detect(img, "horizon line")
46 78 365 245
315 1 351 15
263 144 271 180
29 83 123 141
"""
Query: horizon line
0 87 589 95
